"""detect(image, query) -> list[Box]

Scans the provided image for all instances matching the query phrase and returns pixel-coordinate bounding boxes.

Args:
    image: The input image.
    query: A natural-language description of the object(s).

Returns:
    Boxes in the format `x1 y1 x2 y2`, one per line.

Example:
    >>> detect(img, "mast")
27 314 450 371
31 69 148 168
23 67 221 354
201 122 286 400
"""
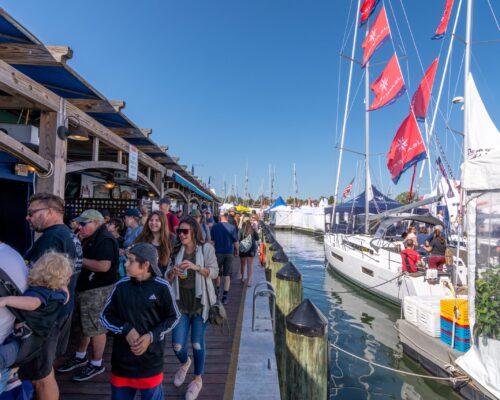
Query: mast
364 20 370 234
331 0 362 226
293 163 298 208
463 0 472 187
244 162 249 206
268 164 272 204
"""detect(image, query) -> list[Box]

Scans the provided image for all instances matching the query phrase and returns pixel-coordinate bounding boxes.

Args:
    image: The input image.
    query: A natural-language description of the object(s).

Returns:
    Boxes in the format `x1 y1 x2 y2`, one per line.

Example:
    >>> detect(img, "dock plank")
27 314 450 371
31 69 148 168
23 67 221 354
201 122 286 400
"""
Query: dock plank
56 279 245 399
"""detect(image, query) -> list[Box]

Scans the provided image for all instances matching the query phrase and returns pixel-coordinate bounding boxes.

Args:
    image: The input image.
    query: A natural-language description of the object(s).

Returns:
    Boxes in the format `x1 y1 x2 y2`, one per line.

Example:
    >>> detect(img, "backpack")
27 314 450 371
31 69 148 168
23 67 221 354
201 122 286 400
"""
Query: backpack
239 234 253 253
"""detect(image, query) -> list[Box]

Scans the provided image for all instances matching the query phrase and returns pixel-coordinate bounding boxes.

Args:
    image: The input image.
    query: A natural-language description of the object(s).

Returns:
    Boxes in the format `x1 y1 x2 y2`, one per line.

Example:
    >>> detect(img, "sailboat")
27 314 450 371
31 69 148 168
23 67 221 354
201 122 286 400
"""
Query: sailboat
323 0 469 305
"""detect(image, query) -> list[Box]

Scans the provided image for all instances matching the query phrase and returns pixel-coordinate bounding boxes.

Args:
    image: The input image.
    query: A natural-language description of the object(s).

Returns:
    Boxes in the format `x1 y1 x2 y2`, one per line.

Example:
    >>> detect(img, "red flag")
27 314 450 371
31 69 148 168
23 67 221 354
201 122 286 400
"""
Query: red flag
368 54 405 111
342 178 355 199
411 58 439 121
361 6 390 67
387 112 427 184
360 0 380 26
433 0 454 39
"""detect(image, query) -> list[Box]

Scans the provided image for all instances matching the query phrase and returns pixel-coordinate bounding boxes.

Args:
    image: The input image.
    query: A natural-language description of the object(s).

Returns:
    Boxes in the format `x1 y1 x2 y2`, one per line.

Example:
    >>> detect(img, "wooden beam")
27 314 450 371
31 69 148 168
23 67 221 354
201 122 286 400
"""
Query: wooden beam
36 110 67 197
68 99 125 113
138 171 160 196
66 161 126 174
110 128 152 137
0 128 51 172
0 59 60 111
0 44 72 65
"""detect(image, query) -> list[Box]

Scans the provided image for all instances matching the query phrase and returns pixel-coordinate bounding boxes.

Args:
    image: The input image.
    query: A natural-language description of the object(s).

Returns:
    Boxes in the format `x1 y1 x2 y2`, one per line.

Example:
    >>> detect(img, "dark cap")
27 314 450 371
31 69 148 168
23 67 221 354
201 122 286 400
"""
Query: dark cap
124 208 142 218
159 197 171 205
129 242 162 276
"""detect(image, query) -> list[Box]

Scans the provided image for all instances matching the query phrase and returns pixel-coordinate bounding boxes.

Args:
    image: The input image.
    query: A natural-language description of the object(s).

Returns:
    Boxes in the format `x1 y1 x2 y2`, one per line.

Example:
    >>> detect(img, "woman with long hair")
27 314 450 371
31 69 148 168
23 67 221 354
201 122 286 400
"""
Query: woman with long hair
165 216 218 400
134 211 172 275
239 217 259 287
424 226 447 270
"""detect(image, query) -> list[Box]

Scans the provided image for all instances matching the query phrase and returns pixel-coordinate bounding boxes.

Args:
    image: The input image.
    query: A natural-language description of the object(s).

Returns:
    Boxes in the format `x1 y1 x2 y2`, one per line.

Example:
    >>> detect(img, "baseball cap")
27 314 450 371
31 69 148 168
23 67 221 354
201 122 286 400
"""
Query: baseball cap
434 225 443 231
189 209 201 217
159 197 171 205
128 242 162 276
124 208 142 218
220 209 229 216
74 209 104 223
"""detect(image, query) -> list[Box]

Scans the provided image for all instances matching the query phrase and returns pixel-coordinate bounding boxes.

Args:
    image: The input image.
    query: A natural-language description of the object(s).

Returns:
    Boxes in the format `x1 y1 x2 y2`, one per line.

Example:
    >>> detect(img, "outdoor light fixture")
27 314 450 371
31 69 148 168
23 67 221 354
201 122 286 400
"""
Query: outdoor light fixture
104 180 116 189
57 115 89 141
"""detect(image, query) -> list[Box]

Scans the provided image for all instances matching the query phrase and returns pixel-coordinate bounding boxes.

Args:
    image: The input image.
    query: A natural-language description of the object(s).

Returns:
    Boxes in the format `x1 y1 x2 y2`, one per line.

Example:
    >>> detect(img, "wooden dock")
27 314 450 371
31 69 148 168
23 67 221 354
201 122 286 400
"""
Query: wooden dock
55 281 246 399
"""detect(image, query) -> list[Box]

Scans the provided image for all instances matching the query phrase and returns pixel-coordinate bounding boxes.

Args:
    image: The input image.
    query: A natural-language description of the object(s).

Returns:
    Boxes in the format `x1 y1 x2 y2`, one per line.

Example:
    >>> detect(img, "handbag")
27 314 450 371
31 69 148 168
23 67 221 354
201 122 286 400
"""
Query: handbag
204 277 227 326
239 234 253 253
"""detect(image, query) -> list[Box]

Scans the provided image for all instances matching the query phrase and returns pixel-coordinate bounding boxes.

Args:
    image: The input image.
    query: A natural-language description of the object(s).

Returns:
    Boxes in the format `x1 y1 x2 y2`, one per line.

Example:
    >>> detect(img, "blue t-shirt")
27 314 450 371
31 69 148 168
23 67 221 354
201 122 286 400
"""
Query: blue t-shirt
25 286 67 305
210 222 238 254
123 226 143 248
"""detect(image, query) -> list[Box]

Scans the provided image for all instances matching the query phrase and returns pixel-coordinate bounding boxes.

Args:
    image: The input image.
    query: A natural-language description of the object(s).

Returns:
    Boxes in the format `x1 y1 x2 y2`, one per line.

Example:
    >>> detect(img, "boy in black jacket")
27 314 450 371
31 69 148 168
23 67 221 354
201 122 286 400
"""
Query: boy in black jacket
100 243 180 400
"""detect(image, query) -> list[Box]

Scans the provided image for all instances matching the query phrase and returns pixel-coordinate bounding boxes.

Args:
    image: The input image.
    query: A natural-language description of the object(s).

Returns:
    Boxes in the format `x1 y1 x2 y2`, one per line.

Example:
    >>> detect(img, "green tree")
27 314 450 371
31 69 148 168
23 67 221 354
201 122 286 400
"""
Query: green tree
395 192 412 205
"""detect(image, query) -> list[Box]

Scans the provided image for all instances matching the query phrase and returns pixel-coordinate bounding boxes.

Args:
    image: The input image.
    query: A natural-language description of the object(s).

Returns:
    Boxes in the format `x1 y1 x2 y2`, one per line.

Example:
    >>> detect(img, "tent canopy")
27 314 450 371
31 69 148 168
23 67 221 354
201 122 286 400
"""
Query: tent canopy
326 185 401 215
265 196 288 211
235 204 250 212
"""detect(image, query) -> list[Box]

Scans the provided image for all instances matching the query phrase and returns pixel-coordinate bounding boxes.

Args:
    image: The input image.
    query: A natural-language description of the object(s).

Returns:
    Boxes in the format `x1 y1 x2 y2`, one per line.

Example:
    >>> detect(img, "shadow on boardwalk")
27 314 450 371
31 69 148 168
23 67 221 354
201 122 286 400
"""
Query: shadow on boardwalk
56 280 246 400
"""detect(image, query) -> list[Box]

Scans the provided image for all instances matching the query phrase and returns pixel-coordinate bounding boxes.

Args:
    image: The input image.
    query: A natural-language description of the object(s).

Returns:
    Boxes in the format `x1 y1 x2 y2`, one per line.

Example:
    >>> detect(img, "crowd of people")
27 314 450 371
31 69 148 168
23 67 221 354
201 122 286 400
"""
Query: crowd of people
0 195 261 400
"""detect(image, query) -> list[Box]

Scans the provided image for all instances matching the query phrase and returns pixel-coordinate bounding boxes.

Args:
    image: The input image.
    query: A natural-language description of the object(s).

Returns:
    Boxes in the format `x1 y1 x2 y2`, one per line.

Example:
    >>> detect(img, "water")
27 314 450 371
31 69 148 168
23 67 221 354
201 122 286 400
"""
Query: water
275 230 461 400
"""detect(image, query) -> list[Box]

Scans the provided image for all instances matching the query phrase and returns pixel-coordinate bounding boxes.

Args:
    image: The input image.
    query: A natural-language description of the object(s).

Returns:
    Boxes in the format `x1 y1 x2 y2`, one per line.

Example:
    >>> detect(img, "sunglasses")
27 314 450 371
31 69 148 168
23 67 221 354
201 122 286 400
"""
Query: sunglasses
177 228 190 236
26 207 49 217
79 221 92 227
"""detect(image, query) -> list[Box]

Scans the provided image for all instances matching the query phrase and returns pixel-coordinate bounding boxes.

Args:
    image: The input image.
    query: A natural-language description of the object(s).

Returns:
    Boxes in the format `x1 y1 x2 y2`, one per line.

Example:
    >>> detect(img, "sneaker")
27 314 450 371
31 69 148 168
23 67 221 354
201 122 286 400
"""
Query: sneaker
185 379 203 400
174 357 191 387
56 355 88 373
71 362 105 382
222 295 228 305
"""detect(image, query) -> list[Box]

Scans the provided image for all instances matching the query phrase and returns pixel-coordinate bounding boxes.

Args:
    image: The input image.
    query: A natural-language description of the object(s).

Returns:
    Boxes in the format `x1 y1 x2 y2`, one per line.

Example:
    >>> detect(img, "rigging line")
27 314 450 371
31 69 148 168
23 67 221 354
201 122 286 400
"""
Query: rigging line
329 342 470 382
340 0 356 52
485 0 500 31
385 0 407 56
305 272 404 295
335 53 344 146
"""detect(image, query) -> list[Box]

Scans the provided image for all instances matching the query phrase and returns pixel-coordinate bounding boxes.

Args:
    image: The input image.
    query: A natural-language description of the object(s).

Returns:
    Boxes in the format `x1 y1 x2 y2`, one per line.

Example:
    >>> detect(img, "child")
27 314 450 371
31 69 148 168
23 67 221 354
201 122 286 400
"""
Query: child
0 252 72 369
100 242 180 400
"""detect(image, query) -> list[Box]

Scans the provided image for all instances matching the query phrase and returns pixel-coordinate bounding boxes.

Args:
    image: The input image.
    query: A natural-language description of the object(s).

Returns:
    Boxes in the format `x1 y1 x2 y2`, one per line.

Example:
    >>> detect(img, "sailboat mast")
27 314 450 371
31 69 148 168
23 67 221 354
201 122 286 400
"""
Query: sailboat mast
331 0 362 226
463 0 472 167
293 163 298 208
364 21 370 234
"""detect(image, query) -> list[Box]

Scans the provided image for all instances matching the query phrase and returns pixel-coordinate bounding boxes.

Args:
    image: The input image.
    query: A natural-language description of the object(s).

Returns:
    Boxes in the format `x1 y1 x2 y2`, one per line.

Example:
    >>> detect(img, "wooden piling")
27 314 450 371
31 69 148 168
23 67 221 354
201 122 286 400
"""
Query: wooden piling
285 299 328 400
270 248 288 289
266 241 281 282
275 262 302 396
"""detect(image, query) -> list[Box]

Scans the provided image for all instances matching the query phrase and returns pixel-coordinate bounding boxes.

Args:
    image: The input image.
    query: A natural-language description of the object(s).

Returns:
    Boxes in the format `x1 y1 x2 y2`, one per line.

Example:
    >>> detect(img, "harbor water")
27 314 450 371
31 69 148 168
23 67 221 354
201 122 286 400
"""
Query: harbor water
274 230 461 400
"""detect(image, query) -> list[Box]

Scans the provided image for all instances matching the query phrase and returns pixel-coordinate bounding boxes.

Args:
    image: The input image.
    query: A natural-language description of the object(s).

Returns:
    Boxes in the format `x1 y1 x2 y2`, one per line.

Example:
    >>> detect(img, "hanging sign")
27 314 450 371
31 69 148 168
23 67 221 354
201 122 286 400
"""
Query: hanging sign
128 145 138 181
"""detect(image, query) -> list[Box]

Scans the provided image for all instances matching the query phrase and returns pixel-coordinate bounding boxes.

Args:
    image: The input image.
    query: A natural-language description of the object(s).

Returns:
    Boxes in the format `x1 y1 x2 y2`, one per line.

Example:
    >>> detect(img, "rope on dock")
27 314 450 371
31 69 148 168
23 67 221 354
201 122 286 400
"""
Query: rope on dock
303 273 404 295
328 342 469 384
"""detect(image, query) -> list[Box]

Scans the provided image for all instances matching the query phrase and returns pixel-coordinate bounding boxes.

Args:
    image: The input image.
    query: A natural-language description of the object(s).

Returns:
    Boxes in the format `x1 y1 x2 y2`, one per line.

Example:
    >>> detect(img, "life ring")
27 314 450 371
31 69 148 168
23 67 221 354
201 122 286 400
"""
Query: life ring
259 242 265 266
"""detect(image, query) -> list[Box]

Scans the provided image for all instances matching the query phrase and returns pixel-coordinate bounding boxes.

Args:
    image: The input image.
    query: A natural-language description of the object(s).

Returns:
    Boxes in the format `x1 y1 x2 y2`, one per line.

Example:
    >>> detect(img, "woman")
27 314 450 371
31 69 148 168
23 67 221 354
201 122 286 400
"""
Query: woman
424 227 447 270
189 210 211 243
134 211 172 275
166 217 218 400
238 217 259 287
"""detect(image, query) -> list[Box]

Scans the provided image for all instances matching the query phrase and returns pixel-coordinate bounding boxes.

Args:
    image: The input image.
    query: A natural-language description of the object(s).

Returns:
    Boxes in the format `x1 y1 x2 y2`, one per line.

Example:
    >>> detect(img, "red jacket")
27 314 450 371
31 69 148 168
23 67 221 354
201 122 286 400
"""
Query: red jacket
400 248 420 273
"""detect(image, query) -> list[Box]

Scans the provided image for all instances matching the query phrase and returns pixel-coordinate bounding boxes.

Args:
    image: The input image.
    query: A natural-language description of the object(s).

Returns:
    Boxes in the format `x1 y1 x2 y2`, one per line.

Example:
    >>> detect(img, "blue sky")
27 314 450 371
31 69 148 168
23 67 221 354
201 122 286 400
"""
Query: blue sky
4 0 499 200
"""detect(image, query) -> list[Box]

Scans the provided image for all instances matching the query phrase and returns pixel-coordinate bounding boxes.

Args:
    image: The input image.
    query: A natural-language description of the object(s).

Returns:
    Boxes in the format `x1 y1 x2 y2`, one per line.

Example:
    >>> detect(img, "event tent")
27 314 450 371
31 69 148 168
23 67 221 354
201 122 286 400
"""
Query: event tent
325 185 401 215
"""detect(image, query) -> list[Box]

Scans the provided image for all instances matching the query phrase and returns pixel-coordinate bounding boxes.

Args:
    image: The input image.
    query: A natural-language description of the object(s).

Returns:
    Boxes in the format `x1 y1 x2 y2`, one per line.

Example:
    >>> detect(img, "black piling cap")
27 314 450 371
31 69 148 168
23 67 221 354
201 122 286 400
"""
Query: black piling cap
272 249 288 263
286 299 328 337
264 233 274 244
277 262 302 282
270 242 281 251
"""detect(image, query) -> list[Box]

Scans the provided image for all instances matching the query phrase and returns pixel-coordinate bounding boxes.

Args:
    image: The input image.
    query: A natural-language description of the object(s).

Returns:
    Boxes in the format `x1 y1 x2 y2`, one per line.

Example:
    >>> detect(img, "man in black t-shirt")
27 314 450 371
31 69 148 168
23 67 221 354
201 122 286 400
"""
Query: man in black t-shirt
22 193 82 400
57 209 119 382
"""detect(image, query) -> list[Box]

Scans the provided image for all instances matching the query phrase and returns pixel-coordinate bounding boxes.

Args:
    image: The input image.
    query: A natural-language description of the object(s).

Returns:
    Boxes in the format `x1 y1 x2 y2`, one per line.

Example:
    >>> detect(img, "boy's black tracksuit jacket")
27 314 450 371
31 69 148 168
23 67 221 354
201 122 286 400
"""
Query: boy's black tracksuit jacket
100 275 181 378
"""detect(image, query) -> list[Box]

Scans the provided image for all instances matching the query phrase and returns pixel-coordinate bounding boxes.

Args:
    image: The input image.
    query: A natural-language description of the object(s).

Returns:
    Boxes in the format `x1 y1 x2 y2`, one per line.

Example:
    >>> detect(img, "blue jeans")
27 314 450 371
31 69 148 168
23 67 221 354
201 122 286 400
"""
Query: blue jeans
111 384 163 400
172 313 208 376
0 337 19 369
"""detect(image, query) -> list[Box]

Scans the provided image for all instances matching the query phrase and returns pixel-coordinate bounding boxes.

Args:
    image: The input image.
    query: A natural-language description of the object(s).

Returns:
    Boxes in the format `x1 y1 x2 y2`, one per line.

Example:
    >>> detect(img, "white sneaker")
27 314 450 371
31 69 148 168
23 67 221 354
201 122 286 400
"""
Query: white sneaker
174 357 191 387
185 379 203 400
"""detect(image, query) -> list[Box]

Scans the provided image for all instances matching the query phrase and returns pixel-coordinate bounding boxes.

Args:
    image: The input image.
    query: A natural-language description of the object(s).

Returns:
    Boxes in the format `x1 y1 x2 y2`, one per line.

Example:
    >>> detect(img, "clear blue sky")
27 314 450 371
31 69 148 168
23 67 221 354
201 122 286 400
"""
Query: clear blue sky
4 0 499 200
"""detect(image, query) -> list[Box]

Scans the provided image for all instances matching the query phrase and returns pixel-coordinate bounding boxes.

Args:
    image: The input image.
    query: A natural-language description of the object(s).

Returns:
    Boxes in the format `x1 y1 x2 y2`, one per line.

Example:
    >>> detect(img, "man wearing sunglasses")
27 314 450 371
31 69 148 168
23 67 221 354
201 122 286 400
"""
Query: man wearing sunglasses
22 193 82 400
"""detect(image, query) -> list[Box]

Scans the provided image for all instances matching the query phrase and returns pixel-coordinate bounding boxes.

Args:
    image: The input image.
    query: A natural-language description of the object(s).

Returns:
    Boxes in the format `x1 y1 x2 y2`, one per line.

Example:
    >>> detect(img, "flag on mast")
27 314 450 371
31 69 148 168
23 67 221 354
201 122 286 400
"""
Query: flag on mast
342 178 355 200
361 6 390 67
360 0 380 26
411 58 439 121
433 0 454 39
387 112 427 184
368 54 406 111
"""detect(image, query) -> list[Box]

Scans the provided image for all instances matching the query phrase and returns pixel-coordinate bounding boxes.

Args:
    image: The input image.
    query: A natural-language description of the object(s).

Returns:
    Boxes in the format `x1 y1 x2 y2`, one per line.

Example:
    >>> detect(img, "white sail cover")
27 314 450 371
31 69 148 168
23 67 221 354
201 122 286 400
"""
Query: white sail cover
462 74 500 190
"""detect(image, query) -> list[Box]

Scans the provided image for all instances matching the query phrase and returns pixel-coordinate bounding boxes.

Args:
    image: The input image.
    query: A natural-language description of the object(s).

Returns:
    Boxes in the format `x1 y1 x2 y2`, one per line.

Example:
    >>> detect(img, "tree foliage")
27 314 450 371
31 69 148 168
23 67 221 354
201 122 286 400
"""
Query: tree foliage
395 192 412 205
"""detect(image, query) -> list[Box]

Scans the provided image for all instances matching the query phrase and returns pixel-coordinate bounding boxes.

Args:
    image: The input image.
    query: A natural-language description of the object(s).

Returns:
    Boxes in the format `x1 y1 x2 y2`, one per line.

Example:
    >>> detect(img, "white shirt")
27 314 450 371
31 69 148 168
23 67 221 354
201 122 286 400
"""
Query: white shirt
0 243 28 343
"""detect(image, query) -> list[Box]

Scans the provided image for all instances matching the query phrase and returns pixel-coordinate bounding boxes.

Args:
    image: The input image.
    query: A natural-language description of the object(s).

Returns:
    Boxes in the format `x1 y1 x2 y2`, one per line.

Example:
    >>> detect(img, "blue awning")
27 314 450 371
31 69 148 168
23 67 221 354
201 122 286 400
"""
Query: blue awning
174 172 212 201
0 152 35 183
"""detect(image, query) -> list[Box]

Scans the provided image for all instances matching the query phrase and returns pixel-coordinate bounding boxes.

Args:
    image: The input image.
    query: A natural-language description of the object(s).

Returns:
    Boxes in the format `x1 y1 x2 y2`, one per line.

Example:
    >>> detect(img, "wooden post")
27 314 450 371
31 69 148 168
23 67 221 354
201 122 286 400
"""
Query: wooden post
275 262 302 396
36 108 66 196
270 249 288 289
285 299 328 400
266 241 281 282
117 150 123 164
92 137 99 161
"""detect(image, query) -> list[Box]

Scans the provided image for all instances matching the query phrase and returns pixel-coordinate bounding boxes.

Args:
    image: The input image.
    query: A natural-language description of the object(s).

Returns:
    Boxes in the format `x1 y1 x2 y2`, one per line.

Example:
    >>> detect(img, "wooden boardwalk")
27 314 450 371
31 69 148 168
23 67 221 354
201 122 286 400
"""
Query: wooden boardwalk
56 280 246 399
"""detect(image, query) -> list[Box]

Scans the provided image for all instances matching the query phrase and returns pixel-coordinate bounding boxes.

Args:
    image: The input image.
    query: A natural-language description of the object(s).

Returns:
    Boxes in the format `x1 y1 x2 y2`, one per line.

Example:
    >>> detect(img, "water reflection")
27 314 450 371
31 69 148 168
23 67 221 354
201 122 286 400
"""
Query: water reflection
274 230 461 400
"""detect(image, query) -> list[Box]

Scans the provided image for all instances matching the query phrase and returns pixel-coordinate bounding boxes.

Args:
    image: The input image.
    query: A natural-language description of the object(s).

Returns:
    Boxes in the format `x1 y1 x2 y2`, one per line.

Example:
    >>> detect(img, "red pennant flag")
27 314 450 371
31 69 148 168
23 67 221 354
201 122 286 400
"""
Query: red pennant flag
411 58 439 121
361 6 390 67
368 54 405 111
360 0 380 26
433 0 454 39
387 112 427 184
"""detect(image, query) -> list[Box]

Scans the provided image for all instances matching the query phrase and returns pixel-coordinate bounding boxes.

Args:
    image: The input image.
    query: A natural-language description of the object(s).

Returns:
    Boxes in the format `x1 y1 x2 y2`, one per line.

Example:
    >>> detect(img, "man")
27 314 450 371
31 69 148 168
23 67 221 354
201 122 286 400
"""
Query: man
57 209 119 381
122 208 143 250
210 210 239 304
228 208 237 227
159 198 179 234
400 239 422 273
205 210 215 229
22 193 82 400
